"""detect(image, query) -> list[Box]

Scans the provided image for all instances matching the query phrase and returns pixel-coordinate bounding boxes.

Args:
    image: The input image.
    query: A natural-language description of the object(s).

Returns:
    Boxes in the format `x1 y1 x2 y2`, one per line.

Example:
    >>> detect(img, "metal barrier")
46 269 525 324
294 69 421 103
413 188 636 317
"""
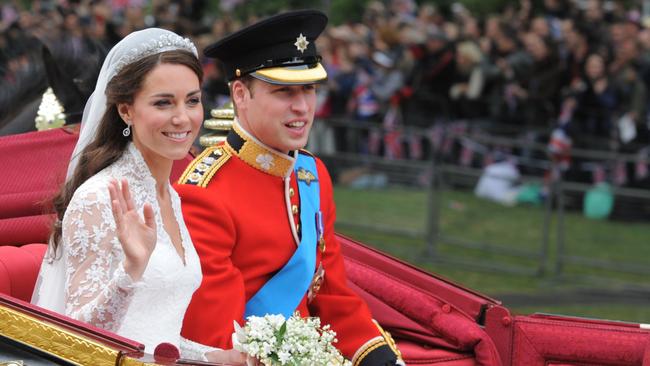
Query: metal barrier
311 117 650 284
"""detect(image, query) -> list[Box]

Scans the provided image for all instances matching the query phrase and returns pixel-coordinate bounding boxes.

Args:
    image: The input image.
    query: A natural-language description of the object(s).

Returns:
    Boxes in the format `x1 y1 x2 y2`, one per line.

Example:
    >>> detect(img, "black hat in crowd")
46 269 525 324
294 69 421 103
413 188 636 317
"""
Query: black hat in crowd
204 9 328 85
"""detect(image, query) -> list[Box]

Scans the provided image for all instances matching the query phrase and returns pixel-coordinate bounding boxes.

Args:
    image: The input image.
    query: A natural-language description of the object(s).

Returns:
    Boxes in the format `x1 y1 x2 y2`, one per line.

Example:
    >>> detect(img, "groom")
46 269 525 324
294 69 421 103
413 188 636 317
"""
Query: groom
176 10 402 365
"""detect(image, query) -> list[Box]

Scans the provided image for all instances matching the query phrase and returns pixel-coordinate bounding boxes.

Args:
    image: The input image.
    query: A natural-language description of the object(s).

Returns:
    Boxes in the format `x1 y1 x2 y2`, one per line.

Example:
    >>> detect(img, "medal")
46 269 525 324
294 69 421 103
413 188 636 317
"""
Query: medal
316 211 325 252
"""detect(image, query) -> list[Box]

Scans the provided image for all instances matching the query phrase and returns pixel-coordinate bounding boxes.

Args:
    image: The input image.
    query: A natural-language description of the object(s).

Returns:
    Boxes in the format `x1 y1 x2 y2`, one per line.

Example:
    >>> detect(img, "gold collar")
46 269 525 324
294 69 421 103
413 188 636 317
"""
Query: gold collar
224 120 296 178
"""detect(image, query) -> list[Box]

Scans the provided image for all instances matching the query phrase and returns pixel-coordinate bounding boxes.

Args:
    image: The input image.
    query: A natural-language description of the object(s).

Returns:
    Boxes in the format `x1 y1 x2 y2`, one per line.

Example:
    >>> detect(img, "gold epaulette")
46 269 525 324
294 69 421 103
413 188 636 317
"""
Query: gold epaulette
178 145 230 187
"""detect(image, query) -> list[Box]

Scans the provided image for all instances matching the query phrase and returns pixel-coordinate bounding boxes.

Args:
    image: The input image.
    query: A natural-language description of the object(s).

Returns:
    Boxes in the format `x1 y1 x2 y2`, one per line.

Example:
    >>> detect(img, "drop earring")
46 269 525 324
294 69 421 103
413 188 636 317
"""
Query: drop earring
123 123 131 137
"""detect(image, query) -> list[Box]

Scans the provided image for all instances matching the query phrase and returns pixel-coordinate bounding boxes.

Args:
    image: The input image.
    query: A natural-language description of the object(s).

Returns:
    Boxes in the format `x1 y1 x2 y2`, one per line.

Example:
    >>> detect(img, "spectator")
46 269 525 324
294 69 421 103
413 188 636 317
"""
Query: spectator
608 37 647 145
516 32 562 127
408 27 455 113
449 41 485 119
563 53 618 146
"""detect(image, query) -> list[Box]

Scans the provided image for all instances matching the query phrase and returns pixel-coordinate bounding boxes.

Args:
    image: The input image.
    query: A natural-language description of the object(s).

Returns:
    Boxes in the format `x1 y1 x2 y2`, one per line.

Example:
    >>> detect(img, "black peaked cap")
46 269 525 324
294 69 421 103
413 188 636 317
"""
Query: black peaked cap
204 10 328 82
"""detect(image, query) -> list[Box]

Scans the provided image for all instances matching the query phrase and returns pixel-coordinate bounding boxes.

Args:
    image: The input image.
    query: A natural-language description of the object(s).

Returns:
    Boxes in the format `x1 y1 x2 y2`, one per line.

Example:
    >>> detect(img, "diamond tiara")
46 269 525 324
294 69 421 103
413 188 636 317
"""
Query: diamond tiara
111 33 198 79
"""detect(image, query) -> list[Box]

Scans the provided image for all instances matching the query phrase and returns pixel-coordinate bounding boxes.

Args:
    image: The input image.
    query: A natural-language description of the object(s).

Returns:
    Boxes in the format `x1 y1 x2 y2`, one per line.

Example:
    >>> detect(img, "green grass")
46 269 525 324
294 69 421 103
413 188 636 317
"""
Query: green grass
333 185 650 322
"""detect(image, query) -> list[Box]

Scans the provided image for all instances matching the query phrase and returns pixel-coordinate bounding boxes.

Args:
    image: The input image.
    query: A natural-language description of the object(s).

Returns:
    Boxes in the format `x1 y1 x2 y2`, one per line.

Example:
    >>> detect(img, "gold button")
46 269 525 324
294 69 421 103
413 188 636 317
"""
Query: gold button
319 238 326 252
292 205 298 214
296 224 300 232
289 188 295 197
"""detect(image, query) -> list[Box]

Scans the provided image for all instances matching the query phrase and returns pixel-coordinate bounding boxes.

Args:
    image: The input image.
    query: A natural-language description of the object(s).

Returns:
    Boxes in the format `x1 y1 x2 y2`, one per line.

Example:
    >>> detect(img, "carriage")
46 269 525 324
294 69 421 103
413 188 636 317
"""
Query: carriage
1 36 650 365
0 125 649 365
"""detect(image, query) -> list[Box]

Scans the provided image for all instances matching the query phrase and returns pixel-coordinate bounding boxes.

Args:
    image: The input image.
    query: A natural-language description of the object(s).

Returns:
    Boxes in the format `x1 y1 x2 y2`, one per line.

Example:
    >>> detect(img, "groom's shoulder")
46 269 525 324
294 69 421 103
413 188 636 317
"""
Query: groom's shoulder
177 145 231 188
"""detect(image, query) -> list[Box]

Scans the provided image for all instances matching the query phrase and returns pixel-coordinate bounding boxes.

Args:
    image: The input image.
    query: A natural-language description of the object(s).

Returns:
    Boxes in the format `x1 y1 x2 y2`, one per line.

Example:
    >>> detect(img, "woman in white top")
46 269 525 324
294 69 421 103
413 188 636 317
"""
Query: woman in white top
31 27 244 363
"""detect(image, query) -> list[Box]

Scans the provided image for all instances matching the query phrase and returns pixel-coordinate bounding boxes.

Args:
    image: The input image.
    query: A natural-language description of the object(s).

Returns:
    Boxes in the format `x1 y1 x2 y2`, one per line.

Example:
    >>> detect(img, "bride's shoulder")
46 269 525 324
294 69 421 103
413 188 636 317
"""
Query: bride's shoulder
69 172 113 208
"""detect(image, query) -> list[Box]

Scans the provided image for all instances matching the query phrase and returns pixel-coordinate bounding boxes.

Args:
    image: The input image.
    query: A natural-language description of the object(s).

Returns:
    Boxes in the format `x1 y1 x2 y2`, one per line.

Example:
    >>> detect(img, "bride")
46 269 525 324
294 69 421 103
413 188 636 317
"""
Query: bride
30 27 244 363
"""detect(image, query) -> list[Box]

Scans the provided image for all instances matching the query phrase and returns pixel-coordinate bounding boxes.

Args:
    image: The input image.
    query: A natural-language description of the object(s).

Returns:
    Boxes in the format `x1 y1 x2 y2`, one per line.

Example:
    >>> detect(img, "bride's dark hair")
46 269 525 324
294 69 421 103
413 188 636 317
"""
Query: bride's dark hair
49 50 203 252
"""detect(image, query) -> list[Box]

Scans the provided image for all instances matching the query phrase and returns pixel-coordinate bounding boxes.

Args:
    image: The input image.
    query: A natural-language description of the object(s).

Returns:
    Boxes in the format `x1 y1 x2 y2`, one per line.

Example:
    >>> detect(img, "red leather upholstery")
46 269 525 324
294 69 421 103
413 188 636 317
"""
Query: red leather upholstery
0 190 56 220
0 128 76 218
399 341 476 365
339 235 499 322
485 307 650 366
0 128 194 247
339 235 500 366
0 214 52 246
0 243 47 301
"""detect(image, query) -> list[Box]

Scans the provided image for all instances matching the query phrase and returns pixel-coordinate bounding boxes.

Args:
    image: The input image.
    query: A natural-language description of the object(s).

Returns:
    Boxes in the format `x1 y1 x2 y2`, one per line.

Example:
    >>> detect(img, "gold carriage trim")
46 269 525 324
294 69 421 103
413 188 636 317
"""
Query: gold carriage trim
352 337 388 366
178 145 231 188
0 305 154 366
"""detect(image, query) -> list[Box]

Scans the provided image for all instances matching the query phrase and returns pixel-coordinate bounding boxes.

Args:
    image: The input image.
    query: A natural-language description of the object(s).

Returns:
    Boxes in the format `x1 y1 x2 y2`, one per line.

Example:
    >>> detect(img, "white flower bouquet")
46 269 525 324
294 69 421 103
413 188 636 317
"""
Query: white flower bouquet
232 312 351 366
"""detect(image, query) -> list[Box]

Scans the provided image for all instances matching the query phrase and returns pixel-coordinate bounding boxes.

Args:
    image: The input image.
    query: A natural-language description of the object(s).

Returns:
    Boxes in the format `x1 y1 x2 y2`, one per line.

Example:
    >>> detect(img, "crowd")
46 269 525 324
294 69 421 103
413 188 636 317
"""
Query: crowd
2 0 650 187
318 0 650 188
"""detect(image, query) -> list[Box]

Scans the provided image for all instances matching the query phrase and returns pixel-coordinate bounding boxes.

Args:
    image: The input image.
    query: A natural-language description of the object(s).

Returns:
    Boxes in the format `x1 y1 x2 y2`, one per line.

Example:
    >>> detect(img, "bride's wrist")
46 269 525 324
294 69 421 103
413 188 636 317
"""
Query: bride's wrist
123 258 147 281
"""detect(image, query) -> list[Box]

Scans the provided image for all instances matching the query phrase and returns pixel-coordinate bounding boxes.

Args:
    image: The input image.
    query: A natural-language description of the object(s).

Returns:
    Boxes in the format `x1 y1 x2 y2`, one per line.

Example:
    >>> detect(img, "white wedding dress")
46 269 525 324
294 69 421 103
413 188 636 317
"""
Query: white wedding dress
32 143 202 355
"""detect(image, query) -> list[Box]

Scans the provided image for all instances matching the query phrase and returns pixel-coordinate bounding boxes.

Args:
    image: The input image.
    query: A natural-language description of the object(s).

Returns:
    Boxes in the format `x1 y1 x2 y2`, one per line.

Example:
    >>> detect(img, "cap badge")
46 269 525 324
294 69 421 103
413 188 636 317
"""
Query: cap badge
297 167 317 185
294 33 309 54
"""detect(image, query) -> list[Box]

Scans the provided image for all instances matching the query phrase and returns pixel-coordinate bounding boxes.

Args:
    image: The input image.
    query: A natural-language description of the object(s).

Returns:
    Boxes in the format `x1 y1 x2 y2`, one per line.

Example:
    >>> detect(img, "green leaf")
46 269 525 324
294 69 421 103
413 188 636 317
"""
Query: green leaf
277 320 288 340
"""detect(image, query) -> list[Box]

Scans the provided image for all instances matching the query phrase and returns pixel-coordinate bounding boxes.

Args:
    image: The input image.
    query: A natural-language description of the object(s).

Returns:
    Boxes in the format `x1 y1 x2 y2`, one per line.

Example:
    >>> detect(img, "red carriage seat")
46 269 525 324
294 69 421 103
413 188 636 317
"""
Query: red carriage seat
340 235 502 366
485 307 650 366
0 128 76 219
0 127 194 247
0 244 47 301
0 214 52 246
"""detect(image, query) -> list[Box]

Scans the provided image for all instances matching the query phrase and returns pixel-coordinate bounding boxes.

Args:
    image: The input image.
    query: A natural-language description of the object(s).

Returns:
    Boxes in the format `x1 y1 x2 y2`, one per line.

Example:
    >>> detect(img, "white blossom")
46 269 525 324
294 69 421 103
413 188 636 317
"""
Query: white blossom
232 312 352 366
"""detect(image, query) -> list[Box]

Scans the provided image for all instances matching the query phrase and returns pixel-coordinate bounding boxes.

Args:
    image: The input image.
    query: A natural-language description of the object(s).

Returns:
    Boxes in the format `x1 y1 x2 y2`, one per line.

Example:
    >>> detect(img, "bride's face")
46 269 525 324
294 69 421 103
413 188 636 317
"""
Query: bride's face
123 63 202 166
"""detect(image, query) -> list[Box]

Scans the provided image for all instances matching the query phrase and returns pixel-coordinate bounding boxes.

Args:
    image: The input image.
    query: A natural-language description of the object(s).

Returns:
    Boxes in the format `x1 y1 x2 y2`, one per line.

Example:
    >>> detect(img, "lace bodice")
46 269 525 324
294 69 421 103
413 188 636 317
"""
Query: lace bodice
60 143 202 352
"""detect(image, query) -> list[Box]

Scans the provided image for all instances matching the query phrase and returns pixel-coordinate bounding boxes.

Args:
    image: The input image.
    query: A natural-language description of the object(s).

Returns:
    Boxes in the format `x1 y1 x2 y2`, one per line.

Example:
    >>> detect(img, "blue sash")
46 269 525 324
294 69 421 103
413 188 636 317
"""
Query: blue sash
244 154 320 319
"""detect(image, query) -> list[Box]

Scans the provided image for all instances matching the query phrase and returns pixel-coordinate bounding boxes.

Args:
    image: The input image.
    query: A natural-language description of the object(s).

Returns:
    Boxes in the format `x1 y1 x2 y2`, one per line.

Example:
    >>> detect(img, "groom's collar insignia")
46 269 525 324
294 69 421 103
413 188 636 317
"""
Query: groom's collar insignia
225 123 295 178
297 167 317 186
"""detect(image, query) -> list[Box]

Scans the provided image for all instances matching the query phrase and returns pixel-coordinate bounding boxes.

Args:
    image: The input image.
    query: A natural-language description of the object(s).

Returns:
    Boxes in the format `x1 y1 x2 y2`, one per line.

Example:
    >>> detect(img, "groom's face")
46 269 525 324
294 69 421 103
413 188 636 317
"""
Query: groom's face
232 78 317 154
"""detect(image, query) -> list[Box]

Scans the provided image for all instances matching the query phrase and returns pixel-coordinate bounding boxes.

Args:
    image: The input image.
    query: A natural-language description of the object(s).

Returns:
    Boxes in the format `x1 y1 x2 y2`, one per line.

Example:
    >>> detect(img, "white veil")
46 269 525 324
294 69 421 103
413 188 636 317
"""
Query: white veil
31 28 198 313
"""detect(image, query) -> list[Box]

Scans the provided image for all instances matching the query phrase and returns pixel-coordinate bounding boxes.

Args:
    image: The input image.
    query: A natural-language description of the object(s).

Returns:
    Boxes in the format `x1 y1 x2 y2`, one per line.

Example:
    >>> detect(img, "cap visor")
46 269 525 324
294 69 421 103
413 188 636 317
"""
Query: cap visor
252 63 327 85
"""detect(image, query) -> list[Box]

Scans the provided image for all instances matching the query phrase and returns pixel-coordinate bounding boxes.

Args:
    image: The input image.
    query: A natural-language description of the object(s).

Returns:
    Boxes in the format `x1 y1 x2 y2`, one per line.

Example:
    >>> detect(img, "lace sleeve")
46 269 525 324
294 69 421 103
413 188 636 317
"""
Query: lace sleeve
63 188 141 332
179 336 223 361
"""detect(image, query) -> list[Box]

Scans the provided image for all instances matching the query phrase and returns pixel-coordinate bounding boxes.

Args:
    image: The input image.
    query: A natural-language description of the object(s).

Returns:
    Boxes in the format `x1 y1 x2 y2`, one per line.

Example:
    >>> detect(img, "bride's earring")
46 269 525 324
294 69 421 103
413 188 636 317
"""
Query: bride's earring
123 122 131 137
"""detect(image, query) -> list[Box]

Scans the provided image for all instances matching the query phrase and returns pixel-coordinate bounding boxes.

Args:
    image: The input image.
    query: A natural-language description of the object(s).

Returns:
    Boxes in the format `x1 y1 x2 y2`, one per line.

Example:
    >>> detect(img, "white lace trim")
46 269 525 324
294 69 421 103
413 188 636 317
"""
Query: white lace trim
179 337 223 361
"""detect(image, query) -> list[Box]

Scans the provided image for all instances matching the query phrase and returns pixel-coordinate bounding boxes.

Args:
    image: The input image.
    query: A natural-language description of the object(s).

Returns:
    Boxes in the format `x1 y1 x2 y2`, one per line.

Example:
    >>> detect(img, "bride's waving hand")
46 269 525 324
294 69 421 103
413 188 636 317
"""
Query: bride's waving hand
108 178 156 281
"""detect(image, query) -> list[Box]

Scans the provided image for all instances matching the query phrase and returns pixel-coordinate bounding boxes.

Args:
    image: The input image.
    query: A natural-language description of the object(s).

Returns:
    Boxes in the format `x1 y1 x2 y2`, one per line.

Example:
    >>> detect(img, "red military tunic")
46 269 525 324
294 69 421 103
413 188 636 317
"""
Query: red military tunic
175 122 399 364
